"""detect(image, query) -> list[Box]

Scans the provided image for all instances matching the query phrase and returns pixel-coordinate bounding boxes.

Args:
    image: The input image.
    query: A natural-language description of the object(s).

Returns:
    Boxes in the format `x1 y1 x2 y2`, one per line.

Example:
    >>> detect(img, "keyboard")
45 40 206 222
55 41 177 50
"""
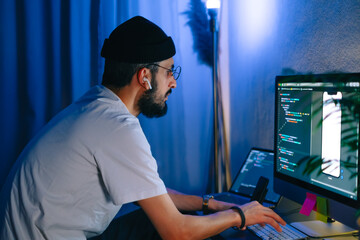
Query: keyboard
248 223 308 240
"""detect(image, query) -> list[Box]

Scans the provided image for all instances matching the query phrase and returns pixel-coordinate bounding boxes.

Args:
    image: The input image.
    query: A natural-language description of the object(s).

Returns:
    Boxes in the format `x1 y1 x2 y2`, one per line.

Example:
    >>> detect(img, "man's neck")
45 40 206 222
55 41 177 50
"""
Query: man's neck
103 84 141 117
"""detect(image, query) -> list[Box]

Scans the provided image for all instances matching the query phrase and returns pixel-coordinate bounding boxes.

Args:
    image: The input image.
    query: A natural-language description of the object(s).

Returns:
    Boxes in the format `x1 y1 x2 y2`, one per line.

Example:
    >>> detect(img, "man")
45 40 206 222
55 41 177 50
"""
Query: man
0 16 285 239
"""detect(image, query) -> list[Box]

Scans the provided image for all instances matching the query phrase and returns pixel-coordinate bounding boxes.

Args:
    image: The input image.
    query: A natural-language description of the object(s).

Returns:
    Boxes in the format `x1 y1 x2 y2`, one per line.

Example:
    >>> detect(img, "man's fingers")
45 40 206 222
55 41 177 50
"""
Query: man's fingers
263 216 283 232
264 208 286 226
241 202 287 232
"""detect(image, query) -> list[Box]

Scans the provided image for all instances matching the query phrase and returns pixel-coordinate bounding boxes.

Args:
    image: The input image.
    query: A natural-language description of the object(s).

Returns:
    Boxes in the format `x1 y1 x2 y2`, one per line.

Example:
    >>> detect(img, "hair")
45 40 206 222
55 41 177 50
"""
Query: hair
101 59 159 88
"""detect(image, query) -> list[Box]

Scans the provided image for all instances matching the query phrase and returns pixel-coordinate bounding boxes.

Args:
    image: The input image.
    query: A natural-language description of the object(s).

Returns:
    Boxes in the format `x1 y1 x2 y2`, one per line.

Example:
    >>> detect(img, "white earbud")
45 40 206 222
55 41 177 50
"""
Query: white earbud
143 77 152 89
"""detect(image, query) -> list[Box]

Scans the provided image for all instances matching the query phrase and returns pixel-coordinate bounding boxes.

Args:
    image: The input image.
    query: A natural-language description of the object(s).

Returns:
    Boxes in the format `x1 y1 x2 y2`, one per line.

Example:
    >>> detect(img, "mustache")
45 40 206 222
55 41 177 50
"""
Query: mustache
166 89 172 97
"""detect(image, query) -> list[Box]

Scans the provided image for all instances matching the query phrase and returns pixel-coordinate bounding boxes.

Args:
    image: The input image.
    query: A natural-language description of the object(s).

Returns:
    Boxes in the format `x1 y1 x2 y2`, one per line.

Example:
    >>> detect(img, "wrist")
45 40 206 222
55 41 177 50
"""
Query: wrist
202 195 214 214
230 206 246 230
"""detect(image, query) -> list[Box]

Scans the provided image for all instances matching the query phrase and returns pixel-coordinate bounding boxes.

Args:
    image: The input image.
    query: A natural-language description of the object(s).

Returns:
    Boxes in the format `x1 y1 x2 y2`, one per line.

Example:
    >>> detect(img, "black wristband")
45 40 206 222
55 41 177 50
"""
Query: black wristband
230 206 246 230
202 195 214 215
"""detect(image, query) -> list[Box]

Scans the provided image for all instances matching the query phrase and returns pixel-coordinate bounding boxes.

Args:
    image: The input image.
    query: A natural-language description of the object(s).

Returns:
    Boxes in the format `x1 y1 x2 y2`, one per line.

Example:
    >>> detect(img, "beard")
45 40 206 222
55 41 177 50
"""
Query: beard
137 75 171 118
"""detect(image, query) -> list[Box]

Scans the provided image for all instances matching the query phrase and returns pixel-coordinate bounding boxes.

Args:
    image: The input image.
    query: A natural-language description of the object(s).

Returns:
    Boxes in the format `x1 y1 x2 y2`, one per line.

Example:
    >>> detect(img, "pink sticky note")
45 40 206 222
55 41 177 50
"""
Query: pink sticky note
299 192 317 216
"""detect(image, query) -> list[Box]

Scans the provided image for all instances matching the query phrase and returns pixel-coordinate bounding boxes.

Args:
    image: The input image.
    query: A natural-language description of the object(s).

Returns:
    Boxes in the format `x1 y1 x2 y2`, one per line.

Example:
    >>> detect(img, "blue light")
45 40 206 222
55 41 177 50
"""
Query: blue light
206 0 220 9
236 0 277 50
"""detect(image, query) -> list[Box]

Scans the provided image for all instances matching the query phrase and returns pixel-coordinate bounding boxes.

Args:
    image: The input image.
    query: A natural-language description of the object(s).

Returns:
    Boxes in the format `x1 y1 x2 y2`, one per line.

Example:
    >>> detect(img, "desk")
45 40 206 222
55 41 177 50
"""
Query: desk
218 197 358 240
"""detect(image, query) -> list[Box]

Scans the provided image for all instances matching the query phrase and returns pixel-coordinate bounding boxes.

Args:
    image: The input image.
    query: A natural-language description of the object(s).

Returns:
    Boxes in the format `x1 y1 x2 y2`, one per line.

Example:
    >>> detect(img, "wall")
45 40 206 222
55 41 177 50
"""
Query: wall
227 0 360 176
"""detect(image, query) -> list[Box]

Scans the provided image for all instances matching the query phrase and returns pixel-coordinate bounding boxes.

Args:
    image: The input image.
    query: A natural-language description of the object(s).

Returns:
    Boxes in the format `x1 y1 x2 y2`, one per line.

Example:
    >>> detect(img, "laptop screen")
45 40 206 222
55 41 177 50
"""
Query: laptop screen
230 148 281 204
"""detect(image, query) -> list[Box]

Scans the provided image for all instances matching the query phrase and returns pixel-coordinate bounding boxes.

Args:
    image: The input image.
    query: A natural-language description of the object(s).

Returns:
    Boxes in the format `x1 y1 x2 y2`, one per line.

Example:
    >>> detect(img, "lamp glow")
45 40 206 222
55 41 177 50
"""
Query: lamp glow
237 0 277 50
206 0 220 9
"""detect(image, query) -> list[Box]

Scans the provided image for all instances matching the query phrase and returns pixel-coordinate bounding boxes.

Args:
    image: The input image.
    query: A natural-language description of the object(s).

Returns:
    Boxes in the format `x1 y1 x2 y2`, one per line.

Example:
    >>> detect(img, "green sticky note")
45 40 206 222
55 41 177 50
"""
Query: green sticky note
316 196 328 222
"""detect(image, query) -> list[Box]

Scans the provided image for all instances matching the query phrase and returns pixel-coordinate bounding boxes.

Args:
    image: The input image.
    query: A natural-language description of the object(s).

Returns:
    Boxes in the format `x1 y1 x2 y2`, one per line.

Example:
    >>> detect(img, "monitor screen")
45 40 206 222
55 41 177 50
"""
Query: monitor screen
274 73 360 230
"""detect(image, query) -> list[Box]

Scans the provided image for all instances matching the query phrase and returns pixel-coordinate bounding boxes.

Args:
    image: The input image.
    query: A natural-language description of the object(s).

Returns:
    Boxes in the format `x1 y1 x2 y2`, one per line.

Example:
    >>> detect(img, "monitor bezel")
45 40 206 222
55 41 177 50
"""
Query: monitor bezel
274 73 360 209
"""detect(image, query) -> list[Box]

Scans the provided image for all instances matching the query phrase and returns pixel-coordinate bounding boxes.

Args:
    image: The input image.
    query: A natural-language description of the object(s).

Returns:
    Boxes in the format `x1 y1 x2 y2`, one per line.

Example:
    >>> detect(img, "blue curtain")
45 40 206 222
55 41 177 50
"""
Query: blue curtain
0 0 92 188
0 0 214 195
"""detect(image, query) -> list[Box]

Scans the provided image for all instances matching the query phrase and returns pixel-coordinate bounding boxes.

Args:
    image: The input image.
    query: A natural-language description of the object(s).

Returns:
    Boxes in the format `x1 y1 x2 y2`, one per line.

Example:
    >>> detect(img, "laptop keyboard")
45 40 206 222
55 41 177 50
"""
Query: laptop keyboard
248 224 308 240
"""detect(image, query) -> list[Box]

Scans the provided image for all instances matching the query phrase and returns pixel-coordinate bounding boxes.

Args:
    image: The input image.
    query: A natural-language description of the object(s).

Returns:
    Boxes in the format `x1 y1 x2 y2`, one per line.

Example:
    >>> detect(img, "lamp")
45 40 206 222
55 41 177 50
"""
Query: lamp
206 0 225 193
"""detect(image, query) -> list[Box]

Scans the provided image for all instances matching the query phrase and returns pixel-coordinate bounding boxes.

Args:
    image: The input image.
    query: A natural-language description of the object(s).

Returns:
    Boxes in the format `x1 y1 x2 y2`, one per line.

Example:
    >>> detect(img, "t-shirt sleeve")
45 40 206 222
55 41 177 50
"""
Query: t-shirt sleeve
94 120 167 206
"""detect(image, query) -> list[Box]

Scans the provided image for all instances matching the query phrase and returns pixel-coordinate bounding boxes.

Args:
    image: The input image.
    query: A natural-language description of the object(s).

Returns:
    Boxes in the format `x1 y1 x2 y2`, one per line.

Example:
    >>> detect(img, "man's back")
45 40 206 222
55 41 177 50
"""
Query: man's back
0 85 166 239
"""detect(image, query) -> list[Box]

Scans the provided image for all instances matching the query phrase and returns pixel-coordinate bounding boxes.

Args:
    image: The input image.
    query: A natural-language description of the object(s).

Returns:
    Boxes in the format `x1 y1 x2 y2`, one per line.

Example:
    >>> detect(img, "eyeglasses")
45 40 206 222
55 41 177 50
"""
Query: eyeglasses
145 64 181 80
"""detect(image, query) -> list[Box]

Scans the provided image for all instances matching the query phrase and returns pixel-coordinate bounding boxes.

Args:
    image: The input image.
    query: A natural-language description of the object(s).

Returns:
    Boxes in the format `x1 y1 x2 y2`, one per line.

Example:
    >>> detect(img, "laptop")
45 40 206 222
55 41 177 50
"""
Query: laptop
213 148 282 208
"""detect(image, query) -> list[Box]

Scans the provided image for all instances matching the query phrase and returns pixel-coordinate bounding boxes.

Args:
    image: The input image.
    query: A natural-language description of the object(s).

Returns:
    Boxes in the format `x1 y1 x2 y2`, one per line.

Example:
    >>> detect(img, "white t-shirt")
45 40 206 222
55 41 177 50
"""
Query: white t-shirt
0 85 167 239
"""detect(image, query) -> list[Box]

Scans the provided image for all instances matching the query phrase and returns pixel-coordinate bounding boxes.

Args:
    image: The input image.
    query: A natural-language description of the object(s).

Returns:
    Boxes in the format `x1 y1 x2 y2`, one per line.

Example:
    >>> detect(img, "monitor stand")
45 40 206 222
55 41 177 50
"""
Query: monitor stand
290 220 358 238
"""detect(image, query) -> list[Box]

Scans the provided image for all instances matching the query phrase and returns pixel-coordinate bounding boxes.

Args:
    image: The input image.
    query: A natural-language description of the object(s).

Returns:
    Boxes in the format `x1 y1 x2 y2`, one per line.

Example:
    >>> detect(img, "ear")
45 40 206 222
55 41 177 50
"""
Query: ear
137 67 152 90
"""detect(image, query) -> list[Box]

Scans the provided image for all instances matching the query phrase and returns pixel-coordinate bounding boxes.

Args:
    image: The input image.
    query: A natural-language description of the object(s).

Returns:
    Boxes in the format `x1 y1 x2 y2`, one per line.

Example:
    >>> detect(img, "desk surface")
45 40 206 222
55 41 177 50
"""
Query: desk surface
218 197 358 240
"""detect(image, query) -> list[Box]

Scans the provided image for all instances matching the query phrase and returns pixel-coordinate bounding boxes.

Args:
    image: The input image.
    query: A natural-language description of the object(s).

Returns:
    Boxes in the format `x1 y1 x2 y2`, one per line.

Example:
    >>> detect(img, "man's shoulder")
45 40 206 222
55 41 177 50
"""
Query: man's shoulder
74 85 138 125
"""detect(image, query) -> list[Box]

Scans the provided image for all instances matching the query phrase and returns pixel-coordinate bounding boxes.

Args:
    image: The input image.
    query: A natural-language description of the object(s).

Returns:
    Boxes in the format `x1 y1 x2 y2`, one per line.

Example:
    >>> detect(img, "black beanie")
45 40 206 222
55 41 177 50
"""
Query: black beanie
101 16 176 63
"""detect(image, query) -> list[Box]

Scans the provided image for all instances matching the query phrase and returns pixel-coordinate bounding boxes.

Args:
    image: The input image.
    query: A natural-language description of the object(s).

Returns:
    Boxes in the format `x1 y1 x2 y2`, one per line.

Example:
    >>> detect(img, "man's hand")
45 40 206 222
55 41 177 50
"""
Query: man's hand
231 201 286 232
207 198 286 232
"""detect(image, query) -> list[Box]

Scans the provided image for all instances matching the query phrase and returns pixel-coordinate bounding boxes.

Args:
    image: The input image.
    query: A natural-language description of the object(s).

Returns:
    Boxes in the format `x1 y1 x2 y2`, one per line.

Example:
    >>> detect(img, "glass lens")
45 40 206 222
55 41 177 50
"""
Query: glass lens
173 66 181 80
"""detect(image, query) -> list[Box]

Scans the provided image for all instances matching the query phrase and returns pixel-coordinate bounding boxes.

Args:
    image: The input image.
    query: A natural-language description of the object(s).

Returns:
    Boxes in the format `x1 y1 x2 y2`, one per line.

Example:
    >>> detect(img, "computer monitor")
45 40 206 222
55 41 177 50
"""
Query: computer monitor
274 73 360 236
